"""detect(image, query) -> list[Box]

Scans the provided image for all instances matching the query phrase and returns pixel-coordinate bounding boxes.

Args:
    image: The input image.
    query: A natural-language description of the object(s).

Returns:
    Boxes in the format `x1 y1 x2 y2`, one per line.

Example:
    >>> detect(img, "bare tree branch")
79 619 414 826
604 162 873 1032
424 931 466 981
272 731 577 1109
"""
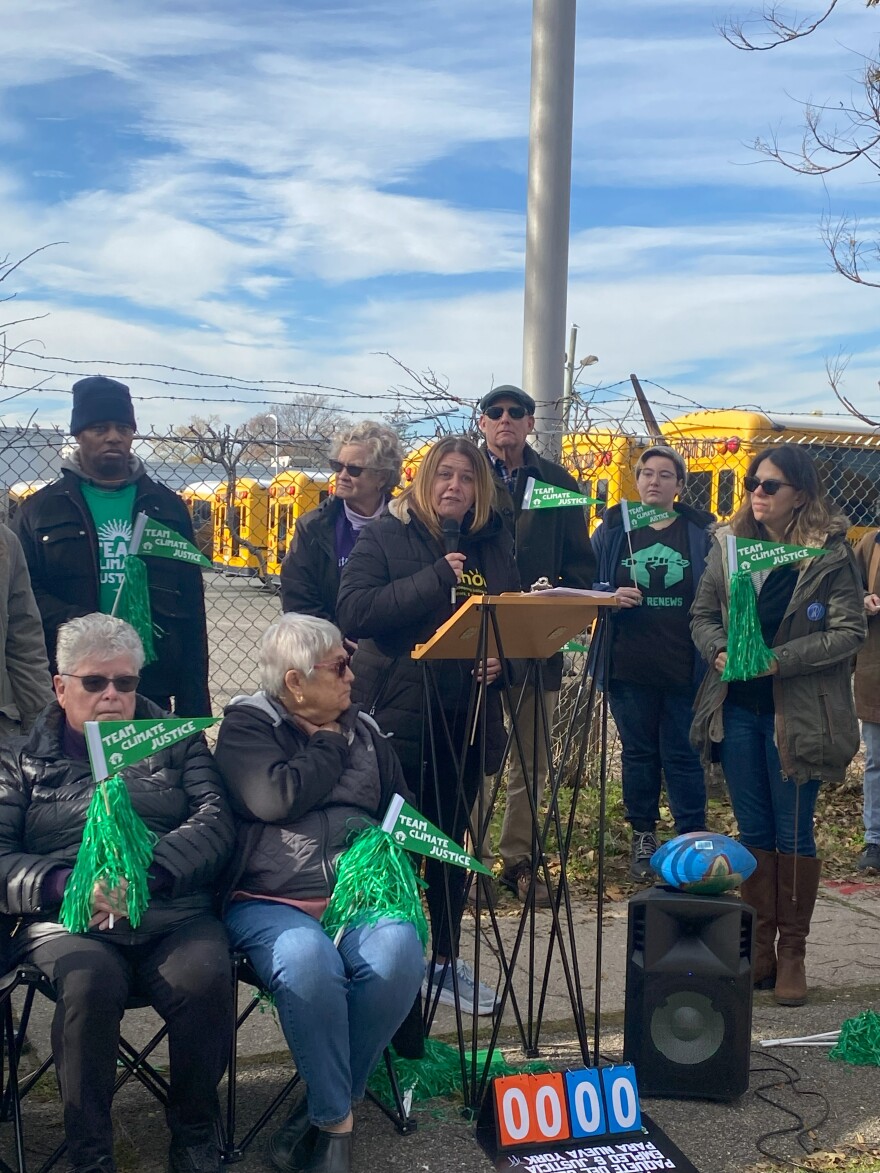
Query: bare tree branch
825 350 879 425
719 1 844 51
821 215 880 287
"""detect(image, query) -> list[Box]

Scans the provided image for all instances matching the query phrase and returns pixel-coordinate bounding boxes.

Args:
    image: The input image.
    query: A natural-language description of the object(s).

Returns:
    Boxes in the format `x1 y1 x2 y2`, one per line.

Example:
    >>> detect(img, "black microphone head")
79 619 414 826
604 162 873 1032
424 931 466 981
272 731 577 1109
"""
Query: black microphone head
441 516 461 552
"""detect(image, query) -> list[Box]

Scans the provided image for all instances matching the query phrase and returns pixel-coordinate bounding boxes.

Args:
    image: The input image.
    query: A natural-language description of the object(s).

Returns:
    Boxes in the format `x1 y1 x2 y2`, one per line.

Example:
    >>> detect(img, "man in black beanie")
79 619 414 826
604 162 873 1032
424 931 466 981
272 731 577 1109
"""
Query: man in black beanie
12 376 211 716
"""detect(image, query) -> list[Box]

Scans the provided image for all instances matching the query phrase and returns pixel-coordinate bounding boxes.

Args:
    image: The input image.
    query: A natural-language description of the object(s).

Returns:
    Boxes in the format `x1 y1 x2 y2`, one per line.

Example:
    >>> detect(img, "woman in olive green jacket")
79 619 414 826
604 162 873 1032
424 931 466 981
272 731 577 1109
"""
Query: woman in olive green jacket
690 445 865 1008
0 523 53 740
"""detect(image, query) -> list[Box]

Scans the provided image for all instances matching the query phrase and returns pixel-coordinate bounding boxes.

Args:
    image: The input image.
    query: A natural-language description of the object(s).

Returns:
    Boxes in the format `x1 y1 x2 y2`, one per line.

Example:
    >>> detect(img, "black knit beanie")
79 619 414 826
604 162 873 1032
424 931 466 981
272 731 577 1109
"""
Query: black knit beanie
70 376 137 436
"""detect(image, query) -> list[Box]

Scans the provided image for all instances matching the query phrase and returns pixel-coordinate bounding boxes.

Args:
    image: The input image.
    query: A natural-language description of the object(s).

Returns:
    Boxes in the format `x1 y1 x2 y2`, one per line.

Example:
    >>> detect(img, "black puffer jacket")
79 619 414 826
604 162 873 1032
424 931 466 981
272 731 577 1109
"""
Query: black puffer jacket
0 696 234 954
486 443 596 690
13 468 211 715
335 498 521 786
215 693 413 903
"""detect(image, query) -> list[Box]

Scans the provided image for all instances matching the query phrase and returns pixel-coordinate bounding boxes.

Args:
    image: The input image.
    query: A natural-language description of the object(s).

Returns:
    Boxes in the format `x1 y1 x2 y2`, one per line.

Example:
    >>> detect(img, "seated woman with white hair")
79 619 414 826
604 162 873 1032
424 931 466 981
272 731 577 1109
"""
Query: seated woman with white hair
214 612 424 1173
0 613 235 1173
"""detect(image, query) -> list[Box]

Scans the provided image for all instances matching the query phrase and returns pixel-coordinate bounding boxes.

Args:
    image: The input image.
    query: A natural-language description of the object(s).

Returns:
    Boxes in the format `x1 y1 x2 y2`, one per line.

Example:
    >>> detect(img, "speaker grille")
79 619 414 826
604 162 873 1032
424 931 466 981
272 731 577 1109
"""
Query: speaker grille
649 990 726 1065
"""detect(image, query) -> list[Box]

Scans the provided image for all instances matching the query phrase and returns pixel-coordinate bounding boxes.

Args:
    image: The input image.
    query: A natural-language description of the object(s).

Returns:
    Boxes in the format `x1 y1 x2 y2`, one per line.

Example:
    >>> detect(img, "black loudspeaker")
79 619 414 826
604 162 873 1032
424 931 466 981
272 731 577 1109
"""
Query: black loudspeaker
623 886 754 1101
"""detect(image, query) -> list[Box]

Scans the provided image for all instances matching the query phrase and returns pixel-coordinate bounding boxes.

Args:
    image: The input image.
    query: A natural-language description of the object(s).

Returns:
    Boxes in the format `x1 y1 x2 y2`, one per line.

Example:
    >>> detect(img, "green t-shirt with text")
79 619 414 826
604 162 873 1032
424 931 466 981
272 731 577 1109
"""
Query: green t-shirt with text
80 482 138 613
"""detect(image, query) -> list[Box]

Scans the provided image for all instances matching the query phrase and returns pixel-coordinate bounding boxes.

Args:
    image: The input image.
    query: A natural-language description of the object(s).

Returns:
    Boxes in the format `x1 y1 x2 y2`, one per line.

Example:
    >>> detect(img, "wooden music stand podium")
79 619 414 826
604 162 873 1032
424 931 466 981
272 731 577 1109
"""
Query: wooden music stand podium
412 592 615 662
411 591 618 1112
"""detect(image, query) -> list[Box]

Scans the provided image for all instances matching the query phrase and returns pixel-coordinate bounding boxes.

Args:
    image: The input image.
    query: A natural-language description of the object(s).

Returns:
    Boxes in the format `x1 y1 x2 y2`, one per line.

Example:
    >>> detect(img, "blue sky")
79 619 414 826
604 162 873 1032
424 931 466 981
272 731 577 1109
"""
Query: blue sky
1 0 878 433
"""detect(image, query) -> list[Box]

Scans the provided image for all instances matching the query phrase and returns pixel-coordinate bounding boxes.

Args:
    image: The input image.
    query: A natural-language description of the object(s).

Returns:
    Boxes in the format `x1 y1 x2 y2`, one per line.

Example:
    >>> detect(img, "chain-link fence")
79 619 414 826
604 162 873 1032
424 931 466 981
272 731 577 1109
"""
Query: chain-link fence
4 416 880 716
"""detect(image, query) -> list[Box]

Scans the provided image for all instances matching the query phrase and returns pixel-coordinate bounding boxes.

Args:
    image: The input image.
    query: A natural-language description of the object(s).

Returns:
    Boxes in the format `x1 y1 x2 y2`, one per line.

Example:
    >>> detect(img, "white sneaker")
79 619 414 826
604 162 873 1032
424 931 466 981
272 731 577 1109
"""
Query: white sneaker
422 958 498 1016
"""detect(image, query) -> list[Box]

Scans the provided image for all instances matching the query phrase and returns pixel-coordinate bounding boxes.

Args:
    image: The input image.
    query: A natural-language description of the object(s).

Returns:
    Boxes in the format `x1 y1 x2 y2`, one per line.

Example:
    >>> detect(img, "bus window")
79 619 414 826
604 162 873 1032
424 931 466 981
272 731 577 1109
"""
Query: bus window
319 489 330 504
595 478 608 519
277 504 290 562
807 445 880 529
717 469 736 518
231 506 243 558
684 471 712 513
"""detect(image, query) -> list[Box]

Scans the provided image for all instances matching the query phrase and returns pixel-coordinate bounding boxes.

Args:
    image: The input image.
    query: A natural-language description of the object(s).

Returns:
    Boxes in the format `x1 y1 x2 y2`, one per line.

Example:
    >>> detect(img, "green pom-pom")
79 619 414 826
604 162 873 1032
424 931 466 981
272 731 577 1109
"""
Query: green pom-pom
60 775 157 934
323 823 428 948
829 1010 880 1066
367 1037 552 1105
721 570 776 682
116 555 157 664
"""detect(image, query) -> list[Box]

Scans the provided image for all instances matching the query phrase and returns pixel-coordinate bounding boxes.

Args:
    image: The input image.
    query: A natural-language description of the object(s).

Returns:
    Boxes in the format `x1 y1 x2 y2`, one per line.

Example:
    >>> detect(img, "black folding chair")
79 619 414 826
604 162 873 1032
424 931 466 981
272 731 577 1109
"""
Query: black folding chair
0 964 170 1173
220 953 415 1164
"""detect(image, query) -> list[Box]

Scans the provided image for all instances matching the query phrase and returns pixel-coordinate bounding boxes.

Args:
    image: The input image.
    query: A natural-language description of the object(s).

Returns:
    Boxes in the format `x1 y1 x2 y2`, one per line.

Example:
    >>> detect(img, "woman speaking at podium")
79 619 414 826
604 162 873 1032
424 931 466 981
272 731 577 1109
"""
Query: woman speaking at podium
336 436 519 1017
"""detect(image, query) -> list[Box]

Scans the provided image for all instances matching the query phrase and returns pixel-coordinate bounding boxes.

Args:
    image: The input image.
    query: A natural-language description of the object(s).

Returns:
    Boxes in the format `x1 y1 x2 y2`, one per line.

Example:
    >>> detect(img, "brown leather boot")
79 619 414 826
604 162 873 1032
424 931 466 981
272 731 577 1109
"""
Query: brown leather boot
774 854 821 1007
740 847 777 990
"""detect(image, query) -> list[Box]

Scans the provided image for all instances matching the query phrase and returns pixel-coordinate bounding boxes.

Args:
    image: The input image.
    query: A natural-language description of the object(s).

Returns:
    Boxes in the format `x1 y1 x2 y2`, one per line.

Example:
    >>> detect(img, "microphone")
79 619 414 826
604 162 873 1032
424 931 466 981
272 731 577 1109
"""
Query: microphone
442 517 461 605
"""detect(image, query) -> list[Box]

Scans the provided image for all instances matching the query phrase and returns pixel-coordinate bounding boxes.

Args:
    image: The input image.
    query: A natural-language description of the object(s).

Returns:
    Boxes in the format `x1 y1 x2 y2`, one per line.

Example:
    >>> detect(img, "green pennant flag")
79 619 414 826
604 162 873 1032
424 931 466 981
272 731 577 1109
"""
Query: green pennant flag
85 717 219 781
390 798 493 875
563 639 589 653
522 477 601 510
620 499 676 531
728 536 827 575
137 516 212 568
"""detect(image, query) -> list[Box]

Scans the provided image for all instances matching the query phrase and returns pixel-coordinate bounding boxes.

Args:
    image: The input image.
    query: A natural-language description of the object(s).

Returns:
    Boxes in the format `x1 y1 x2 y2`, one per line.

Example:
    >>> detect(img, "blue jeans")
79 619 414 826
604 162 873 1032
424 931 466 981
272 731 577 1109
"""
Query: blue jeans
719 701 820 856
225 901 424 1126
607 680 707 833
863 721 880 846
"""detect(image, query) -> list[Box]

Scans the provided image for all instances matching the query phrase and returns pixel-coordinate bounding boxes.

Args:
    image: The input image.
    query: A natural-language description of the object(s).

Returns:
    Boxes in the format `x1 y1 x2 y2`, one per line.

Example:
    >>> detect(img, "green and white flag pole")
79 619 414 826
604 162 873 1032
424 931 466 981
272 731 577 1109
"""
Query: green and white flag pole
61 716 218 935
721 536 825 682
110 512 156 661
522 477 601 510
323 794 492 948
619 499 678 589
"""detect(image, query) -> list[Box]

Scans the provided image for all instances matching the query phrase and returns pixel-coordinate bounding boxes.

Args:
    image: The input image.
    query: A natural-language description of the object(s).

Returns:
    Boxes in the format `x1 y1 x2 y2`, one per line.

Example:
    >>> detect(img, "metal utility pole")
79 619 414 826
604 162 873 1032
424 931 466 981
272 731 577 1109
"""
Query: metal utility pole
522 0 577 461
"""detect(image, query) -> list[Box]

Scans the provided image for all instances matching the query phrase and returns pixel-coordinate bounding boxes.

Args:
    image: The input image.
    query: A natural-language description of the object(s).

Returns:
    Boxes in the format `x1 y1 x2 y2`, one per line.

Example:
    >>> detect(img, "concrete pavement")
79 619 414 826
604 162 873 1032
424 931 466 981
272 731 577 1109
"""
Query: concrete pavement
5 875 880 1173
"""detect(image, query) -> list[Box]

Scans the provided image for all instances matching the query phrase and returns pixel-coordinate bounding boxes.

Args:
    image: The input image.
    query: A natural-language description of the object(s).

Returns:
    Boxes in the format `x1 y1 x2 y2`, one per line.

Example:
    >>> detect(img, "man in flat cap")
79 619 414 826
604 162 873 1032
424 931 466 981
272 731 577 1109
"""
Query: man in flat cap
13 376 211 716
477 385 596 905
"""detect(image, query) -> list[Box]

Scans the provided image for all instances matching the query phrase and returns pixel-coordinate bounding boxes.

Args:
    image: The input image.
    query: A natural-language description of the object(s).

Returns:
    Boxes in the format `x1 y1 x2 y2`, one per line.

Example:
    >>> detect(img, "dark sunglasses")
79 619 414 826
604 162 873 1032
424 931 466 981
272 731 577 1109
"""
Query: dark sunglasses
313 655 351 679
744 475 795 496
484 405 527 421
329 460 370 477
62 673 140 693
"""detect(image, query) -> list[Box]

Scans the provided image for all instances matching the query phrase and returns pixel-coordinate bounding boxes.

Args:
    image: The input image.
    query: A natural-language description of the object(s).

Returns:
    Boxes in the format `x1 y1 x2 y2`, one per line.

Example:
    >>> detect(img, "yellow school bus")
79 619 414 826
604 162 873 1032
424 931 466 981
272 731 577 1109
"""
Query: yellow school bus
563 431 645 533
266 469 333 577
211 477 271 574
660 410 880 539
5 481 50 522
180 481 220 557
401 442 434 490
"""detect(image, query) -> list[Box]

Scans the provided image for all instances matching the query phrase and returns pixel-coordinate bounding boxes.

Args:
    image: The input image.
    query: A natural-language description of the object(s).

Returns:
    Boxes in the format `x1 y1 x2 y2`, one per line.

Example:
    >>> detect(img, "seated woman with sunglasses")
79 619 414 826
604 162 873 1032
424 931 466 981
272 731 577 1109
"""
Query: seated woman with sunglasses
691 445 865 1007
0 613 235 1173
280 421 403 629
214 612 424 1173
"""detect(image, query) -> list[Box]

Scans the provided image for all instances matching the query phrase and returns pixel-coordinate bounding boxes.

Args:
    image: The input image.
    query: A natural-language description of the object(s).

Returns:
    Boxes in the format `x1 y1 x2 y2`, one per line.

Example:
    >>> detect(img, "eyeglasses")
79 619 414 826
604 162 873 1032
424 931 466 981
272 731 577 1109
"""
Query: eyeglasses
638 469 679 482
313 655 352 679
744 475 795 496
484 405 528 421
62 674 140 693
330 460 373 478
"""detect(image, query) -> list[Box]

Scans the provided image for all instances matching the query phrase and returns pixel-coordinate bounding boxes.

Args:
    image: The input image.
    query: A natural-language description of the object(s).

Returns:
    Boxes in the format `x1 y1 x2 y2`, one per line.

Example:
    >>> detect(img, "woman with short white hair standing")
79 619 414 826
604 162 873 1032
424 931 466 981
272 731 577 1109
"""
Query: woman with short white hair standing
280 421 403 628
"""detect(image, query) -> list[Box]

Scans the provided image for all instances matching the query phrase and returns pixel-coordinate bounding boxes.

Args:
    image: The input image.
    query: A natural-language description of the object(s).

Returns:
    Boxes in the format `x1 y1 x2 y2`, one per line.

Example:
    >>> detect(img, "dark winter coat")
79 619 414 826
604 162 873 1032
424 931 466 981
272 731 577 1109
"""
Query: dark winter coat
0 696 234 958
335 497 521 787
280 496 345 622
13 468 211 716
853 529 880 725
590 500 715 690
690 520 866 782
485 443 596 690
214 693 413 903
280 494 391 626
